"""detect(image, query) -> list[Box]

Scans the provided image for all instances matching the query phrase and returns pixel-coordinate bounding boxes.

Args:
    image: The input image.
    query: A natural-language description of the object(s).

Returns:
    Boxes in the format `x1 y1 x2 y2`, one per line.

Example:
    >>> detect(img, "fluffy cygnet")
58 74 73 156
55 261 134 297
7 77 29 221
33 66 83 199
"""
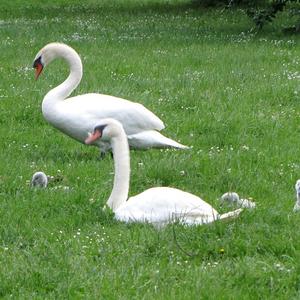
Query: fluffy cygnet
31 171 48 188
220 192 256 209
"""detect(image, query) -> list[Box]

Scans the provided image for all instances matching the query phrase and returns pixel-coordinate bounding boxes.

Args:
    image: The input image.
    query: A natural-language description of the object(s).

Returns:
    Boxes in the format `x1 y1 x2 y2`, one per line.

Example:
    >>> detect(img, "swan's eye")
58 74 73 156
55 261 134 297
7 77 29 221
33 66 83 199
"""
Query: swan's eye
33 56 43 68
85 125 107 144
94 124 107 136
33 56 44 80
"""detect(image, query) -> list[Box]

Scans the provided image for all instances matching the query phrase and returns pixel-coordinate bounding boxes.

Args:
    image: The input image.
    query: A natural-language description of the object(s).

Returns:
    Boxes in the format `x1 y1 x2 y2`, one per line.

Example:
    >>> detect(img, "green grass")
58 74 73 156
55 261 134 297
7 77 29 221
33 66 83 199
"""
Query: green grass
0 0 300 298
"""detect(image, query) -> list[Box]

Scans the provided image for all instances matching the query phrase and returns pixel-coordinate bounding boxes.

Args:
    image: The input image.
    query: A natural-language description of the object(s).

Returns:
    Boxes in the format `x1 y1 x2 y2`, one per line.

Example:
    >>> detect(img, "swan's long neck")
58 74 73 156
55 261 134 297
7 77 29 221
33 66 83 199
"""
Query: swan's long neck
106 131 130 211
44 45 82 102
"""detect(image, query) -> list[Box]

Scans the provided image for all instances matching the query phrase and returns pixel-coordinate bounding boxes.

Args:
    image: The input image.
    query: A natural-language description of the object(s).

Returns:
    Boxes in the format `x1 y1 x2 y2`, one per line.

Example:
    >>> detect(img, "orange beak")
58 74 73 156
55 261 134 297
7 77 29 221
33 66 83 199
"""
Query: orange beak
35 63 43 80
85 130 102 144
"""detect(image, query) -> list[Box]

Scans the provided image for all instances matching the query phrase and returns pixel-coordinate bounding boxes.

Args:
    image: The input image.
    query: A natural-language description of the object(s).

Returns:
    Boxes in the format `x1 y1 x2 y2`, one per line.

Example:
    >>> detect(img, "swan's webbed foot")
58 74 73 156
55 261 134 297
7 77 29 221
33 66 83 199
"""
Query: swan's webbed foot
98 150 114 160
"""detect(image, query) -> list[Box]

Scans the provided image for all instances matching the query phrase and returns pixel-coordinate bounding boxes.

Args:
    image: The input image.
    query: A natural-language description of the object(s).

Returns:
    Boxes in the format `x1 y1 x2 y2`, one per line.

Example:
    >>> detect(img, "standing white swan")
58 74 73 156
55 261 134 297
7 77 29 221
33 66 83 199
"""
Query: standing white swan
85 118 243 227
33 43 188 155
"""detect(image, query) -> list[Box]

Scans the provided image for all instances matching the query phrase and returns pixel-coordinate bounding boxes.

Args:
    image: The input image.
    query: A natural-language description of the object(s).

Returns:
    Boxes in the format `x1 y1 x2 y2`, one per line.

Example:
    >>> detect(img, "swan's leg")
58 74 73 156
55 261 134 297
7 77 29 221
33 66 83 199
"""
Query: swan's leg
99 151 113 159
98 142 112 159
99 150 106 159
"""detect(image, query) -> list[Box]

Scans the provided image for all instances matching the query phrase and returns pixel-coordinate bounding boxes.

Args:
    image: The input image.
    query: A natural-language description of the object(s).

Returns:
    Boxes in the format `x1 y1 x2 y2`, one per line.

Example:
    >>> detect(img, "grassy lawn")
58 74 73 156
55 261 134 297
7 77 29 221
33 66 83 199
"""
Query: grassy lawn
0 0 300 298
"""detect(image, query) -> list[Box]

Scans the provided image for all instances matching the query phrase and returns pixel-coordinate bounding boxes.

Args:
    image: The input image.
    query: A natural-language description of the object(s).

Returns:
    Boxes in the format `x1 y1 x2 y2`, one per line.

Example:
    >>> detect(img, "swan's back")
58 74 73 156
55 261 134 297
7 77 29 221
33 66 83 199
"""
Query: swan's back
52 93 165 135
115 187 219 225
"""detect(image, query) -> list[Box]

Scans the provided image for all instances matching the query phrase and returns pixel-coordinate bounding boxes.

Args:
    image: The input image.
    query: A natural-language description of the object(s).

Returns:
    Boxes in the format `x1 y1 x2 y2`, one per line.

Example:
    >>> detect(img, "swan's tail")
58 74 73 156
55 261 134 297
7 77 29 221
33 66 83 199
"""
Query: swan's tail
128 131 189 150
218 208 243 221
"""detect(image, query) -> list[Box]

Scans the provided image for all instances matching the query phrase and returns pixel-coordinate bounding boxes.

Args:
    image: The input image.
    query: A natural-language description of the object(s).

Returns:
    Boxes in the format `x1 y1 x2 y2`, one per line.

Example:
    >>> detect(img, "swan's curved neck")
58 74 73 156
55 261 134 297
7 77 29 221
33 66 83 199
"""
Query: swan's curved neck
44 46 82 102
107 132 130 211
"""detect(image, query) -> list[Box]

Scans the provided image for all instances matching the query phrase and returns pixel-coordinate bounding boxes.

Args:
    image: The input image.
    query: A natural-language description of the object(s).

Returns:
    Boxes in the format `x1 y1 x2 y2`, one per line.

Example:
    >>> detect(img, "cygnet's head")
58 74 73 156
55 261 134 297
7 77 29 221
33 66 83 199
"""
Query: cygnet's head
31 171 48 188
220 192 240 204
221 192 256 209
85 119 124 144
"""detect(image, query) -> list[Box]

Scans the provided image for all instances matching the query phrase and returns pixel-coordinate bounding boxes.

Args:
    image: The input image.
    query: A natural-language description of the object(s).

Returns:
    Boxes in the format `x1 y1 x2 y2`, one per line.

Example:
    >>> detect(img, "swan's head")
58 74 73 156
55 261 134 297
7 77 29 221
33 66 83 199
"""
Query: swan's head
31 171 48 188
33 43 58 80
33 43 75 80
85 119 124 144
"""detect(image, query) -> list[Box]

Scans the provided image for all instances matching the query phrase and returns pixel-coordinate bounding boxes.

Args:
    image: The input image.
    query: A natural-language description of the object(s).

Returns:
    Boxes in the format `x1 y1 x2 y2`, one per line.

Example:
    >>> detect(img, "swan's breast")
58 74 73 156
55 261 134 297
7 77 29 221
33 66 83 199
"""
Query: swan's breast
42 101 93 143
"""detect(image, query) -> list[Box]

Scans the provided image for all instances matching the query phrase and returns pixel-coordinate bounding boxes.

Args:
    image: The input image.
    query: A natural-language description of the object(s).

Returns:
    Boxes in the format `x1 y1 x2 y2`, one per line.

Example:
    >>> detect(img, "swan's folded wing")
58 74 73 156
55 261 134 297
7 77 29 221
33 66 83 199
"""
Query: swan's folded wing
66 93 165 135
116 187 219 225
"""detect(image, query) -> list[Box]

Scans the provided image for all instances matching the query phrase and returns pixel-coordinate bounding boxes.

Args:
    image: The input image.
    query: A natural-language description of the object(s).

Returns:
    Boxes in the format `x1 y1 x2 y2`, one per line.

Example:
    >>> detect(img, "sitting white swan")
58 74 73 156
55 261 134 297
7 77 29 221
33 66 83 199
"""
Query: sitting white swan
31 171 48 188
33 43 188 155
294 180 300 212
85 118 243 227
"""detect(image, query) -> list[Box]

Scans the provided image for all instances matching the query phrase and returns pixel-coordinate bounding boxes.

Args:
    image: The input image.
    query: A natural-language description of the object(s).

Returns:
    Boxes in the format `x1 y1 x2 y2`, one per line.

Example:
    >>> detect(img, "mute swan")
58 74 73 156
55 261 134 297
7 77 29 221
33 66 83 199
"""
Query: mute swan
220 192 256 209
85 118 243 227
33 43 189 156
31 171 48 188
293 180 300 212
